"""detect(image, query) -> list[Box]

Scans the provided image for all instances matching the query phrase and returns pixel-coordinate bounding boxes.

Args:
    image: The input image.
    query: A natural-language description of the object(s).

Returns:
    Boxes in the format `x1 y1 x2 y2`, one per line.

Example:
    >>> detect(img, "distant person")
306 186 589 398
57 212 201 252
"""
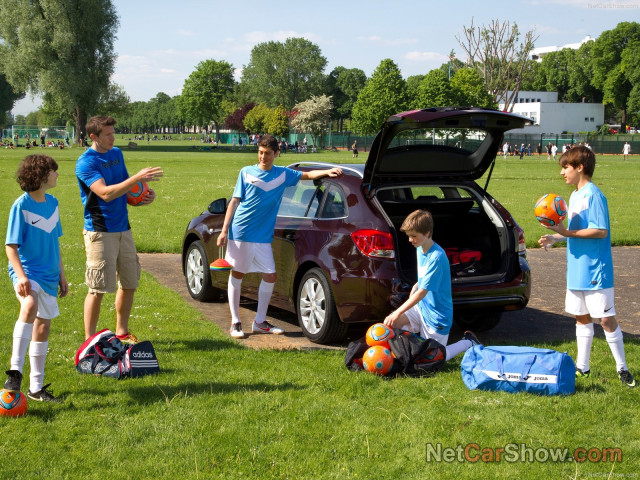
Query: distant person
216 135 342 339
75 116 163 342
537 143 542 156
539 146 635 388
622 141 631 160
352 140 358 158
502 141 509 159
551 144 558 161
4 154 68 402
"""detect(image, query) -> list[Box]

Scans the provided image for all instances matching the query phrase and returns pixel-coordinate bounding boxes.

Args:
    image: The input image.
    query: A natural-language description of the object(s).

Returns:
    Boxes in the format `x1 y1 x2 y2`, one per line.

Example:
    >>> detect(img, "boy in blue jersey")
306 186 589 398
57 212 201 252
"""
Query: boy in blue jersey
539 146 635 387
76 116 163 342
4 155 68 402
383 209 479 359
217 135 342 338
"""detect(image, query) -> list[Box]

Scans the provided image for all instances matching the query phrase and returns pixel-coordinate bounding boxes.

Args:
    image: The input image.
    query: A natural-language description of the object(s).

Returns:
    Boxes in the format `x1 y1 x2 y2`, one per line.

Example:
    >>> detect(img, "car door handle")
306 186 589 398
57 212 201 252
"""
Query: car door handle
284 231 297 240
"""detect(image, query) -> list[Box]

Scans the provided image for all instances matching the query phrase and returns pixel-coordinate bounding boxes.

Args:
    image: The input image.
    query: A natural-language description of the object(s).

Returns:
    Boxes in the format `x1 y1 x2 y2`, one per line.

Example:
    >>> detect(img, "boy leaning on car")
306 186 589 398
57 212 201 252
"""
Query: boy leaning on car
216 134 342 339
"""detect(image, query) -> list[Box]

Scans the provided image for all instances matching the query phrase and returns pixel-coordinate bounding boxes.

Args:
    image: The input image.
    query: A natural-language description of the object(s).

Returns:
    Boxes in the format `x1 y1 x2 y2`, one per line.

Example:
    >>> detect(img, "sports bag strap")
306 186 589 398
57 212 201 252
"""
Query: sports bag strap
521 356 536 380
496 354 506 379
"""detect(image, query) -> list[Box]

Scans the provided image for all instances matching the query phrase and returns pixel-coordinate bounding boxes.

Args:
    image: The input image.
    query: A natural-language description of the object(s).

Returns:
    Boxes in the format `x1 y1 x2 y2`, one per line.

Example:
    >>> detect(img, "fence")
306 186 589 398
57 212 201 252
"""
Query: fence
503 132 639 155
2 125 75 145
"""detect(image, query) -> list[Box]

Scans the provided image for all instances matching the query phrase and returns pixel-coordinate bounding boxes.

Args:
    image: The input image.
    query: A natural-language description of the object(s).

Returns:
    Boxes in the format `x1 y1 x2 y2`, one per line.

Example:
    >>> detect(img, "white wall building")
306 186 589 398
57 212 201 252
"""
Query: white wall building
500 91 604 134
530 35 595 62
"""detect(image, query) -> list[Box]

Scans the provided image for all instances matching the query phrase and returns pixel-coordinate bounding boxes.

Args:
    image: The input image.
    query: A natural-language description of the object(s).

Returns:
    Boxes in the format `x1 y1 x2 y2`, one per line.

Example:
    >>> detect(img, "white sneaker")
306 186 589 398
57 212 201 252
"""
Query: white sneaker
230 323 245 338
252 320 284 335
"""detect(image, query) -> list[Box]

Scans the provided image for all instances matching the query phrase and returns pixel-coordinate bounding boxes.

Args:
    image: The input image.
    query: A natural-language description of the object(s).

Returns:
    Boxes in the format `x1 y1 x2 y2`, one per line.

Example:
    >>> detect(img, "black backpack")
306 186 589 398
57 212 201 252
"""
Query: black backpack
345 329 446 377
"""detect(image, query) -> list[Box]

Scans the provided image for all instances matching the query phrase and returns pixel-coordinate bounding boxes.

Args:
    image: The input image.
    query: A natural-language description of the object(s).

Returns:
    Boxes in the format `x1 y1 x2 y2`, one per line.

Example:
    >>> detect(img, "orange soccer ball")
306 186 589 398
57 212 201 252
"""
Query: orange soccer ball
365 323 395 349
0 389 28 418
534 193 568 227
362 345 394 376
127 181 150 206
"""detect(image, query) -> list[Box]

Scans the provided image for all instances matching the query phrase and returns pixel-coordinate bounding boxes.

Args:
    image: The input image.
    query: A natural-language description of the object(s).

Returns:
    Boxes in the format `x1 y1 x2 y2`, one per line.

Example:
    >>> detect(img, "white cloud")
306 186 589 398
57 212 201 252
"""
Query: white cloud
243 30 321 44
404 51 449 63
176 29 195 37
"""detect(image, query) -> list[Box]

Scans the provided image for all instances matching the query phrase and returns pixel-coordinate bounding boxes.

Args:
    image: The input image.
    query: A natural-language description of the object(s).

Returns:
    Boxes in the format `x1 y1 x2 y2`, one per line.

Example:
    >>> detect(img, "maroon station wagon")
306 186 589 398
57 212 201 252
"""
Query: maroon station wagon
182 108 532 344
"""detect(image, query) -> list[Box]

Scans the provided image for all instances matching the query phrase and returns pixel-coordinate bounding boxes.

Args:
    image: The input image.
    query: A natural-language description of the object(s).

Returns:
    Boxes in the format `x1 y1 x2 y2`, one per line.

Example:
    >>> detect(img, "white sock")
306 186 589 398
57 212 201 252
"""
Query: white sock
604 326 627 372
228 275 242 325
255 280 275 324
575 322 594 372
10 321 34 373
28 340 48 394
445 339 472 361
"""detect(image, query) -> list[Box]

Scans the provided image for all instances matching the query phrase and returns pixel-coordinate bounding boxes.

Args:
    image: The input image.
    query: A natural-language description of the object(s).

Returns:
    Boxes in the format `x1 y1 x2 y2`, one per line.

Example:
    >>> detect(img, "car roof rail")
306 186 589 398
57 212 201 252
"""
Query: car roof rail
285 162 364 179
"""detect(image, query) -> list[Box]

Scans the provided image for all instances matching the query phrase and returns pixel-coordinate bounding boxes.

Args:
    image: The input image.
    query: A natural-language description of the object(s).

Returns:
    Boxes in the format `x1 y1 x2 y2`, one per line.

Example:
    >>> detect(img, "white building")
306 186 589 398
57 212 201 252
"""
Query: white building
500 91 604 134
530 35 595 62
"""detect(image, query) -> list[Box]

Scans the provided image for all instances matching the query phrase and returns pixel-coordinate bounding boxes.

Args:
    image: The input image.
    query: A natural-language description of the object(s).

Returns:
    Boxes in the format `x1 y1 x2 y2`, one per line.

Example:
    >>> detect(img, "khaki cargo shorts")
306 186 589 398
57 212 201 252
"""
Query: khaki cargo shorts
83 229 140 293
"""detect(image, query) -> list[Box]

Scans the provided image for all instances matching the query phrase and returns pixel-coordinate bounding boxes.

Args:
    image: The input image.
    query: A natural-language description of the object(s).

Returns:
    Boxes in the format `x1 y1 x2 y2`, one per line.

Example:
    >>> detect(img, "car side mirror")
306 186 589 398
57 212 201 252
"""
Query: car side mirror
208 198 227 214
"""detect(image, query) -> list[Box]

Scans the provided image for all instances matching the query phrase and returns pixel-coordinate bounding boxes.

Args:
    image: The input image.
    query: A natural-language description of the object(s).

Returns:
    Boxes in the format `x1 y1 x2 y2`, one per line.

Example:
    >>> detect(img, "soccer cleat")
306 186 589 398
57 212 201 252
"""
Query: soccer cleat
462 330 482 347
116 332 139 345
4 370 23 392
252 320 284 335
618 369 636 388
28 384 61 403
230 323 245 339
575 368 591 378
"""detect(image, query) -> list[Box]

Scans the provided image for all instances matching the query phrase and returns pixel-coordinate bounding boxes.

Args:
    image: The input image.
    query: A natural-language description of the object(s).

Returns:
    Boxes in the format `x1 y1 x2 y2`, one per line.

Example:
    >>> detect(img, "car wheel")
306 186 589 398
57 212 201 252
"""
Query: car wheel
454 310 502 332
184 240 220 302
297 268 348 344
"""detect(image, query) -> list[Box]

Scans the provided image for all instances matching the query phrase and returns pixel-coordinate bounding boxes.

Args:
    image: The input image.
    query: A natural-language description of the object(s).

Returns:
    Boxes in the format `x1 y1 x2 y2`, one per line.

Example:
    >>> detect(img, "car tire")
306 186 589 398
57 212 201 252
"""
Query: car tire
184 240 221 302
454 310 502 332
297 268 348 344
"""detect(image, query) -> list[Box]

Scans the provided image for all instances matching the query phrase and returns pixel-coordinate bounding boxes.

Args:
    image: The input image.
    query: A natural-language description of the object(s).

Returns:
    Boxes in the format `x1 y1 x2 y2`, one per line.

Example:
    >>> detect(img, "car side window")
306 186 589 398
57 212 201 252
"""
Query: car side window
319 185 346 219
278 181 320 218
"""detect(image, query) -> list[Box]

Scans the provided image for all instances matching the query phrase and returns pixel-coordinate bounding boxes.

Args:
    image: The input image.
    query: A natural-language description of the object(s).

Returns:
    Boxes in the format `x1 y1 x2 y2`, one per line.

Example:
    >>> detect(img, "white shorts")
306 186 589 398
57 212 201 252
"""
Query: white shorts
225 240 276 274
565 288 616 318
403 305 449 345
14 280 59 320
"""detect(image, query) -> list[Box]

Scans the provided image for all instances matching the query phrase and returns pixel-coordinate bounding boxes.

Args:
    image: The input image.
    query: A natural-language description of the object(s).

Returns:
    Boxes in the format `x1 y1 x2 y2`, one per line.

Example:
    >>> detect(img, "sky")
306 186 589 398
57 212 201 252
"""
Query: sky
11 0 640 116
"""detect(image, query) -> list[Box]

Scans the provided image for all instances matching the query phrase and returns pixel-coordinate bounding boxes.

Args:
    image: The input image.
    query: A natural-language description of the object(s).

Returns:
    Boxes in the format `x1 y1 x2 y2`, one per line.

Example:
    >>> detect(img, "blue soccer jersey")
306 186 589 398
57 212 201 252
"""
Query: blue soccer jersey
566 182 614 290
76 147 130 232
6 193 63 297
229 165 302 243
416 242 453 335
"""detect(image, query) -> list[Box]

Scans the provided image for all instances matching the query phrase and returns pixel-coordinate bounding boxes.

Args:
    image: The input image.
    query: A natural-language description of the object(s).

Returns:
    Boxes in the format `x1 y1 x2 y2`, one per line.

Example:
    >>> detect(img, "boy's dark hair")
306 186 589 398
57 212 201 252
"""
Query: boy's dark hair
400 209 433 236
17 154 58 192
86 115 117 138
559 145 595 177
258 134 279 152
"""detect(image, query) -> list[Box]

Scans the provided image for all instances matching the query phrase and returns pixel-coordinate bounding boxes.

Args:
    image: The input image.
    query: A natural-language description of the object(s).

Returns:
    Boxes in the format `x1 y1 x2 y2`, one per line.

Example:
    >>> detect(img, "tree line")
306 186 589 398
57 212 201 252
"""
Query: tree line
1 2 638 142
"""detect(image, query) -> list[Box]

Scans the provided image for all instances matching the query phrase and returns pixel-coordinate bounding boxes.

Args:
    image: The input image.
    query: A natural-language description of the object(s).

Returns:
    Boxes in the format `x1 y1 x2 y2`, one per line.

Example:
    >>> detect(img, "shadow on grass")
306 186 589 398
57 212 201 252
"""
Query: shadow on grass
125 380 301 406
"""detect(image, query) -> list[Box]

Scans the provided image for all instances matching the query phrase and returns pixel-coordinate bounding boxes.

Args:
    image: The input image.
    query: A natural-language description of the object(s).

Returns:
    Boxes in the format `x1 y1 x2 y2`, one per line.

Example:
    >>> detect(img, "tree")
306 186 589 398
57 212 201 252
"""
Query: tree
179 59 235 140
291 95 333 147
0 73 24 128
622 40 640 126
456 18 538 112
225 103 255 132
414 69 453 109
326 67 367 131
243 104 272 134
351 59 409 134
0 0 119 143
538 49 574 101
241 37 327 110
590 22 640 132
95 83 131 120
266 105 290 138
450 68 497 108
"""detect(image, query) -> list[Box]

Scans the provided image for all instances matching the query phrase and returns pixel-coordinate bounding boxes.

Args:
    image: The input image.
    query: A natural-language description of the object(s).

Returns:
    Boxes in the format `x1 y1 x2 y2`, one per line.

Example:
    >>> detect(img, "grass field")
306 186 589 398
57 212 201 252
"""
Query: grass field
0 140 639 479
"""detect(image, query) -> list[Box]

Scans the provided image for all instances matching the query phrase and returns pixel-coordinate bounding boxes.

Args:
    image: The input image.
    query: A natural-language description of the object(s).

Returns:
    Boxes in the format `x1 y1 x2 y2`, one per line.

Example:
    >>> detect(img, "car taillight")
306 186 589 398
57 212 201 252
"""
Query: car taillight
351 229 395 258
516 224 526 253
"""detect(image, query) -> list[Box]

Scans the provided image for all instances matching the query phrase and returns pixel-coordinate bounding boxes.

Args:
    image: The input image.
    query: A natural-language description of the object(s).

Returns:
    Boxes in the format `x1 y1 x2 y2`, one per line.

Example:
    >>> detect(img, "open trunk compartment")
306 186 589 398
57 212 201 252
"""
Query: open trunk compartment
375 185 508 284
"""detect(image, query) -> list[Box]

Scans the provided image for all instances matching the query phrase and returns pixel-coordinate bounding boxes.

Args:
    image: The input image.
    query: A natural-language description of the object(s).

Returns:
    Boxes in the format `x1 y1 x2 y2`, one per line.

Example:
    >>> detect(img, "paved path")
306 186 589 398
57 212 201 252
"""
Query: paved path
139 247 640 350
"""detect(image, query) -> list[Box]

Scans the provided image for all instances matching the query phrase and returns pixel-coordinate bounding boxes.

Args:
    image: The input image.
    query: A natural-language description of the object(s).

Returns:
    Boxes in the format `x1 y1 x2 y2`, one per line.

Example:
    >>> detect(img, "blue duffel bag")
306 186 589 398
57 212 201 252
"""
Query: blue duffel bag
461 345 576 396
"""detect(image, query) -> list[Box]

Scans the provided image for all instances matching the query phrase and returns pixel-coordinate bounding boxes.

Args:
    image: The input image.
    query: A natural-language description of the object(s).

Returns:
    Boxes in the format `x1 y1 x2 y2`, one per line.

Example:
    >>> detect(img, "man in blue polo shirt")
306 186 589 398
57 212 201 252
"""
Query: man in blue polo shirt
76 116 163 343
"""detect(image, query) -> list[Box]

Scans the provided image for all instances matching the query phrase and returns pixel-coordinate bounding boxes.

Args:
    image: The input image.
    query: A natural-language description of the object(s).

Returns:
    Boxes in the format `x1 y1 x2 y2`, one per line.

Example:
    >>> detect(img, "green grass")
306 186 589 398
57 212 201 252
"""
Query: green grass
1 141 639 478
